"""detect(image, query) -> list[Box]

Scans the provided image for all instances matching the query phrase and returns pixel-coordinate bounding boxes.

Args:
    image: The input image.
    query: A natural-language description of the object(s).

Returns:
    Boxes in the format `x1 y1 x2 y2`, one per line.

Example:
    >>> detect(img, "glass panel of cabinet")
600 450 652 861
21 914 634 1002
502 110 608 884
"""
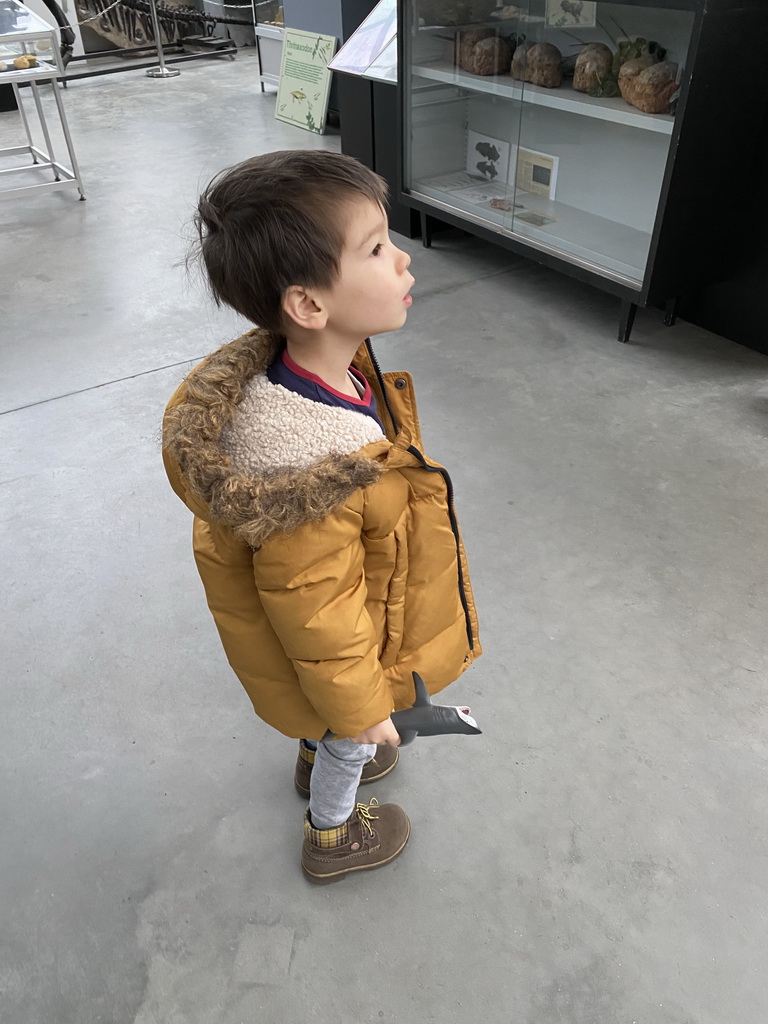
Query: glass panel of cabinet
401 1 696 289
0 0 58 75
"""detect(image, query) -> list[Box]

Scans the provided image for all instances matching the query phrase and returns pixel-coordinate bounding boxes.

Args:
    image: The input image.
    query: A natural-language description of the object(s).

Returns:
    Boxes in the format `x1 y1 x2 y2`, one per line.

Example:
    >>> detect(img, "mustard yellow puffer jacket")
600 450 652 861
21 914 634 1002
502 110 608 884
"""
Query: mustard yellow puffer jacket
162 329 481 740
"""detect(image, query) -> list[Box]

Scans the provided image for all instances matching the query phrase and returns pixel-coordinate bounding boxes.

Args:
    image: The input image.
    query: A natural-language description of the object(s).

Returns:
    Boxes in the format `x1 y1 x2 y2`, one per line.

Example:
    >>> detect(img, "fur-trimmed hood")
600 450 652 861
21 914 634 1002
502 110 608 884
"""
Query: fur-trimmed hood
162 328 390 547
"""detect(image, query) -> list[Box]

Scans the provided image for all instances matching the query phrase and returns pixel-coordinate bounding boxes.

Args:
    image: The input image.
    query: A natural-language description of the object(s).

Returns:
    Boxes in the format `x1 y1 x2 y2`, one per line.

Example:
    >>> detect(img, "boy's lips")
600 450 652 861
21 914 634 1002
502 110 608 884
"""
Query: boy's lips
403 293 413 307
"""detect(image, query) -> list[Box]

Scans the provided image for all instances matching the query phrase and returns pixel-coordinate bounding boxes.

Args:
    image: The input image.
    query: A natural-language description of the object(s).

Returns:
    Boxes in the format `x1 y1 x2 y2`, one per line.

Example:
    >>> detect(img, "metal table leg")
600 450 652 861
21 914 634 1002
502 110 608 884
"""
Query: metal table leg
50 80 85 199
29 80 60 181
12 81 36 159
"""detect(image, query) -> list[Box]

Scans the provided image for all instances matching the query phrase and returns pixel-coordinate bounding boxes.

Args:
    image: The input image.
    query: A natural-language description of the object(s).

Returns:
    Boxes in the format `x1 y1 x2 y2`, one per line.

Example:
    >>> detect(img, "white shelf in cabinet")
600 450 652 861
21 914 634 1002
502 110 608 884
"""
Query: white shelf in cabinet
412 177 648 286
413 59 675 136
0 60 59 83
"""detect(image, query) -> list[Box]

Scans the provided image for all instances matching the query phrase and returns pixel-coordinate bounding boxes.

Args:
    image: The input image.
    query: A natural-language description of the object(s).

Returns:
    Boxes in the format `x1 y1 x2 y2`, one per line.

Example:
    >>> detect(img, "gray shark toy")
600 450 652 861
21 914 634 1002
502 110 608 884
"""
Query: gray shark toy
391 672 481 746
323 672 481 746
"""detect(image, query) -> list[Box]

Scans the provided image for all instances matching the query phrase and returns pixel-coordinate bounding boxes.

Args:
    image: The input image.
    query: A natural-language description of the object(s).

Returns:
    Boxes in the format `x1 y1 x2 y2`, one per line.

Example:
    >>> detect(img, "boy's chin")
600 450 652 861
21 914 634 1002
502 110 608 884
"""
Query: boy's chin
373 315 409 336
369 322 405 338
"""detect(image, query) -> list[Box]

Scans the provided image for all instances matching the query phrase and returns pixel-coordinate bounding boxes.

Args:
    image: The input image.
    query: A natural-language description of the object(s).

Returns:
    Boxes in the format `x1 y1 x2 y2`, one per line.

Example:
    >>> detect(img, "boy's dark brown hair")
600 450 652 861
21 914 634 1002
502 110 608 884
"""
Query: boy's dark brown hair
193 150 389 334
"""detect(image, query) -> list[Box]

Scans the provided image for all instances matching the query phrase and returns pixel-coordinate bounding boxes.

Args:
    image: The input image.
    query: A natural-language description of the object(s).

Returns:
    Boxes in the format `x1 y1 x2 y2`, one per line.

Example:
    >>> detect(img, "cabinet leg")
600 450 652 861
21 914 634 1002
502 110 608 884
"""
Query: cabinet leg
256 38 265 91
618 300 638 344
420 211 433 249
664 296 679 327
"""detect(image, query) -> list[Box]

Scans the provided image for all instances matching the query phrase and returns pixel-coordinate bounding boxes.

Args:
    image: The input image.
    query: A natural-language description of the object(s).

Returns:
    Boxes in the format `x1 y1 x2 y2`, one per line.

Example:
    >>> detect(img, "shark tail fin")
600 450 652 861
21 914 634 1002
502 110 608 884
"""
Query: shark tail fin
397 729 418 747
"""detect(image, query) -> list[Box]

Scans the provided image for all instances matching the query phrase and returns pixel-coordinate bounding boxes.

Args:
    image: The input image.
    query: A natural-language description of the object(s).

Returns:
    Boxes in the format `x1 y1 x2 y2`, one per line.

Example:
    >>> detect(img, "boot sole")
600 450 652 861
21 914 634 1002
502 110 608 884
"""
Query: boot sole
301 819 411 885
294 748 399 798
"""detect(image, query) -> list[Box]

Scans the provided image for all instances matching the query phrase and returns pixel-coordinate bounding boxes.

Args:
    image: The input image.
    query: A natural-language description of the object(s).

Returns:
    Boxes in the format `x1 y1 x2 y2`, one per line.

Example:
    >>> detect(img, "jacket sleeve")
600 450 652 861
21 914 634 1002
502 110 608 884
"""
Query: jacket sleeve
251 499 393 739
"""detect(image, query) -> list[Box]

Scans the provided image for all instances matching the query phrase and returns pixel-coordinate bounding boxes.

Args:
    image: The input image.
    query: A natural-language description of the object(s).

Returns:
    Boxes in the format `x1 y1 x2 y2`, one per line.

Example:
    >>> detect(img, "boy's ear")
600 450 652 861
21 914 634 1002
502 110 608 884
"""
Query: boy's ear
281 285 328 330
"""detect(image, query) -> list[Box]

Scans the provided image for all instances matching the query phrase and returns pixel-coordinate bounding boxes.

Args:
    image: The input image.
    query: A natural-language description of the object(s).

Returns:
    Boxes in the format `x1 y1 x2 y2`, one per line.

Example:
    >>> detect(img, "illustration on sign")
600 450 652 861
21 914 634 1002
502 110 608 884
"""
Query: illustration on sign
545 0 597 28
276 29 337 134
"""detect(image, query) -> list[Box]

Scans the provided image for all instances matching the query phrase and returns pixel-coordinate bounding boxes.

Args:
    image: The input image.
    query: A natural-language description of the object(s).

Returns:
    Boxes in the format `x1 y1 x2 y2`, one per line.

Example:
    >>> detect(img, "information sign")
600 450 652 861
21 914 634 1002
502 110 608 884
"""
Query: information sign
276 28 337 135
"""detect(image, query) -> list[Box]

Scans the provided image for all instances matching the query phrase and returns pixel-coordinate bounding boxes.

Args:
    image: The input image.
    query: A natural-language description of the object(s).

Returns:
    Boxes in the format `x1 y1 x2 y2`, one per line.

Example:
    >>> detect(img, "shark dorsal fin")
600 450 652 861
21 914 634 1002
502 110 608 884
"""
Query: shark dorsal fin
411 672 432 707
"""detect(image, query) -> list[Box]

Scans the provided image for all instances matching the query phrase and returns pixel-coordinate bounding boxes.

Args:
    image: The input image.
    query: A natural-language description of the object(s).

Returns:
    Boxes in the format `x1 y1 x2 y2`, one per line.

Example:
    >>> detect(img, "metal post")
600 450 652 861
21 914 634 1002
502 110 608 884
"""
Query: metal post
146 0 180 78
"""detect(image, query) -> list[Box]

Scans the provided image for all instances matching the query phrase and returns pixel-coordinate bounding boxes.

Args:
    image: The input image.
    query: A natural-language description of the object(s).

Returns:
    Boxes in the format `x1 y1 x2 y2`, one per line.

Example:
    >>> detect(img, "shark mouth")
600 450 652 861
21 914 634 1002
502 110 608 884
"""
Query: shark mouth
456 707 478 729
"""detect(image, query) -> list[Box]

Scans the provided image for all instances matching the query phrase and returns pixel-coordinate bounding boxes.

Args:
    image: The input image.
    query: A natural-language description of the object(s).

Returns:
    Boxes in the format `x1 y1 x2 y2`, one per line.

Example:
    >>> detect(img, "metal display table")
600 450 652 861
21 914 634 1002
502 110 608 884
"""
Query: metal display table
0 0 85 201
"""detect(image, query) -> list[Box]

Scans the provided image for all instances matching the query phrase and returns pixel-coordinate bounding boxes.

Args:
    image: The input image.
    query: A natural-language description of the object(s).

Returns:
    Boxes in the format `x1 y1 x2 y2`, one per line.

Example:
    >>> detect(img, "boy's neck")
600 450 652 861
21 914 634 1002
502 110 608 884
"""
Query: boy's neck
284 331 364 397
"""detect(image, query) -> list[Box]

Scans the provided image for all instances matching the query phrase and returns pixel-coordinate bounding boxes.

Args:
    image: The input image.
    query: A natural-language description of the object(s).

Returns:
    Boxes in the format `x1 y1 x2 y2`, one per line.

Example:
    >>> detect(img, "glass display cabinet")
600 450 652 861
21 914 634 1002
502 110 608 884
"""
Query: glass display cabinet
254 2 284 90
398 0 767 341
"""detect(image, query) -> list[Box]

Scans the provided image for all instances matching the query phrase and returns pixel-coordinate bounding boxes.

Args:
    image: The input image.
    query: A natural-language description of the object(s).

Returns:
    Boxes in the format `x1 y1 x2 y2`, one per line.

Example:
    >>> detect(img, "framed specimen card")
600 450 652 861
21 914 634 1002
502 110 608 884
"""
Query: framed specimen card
545 1 597 28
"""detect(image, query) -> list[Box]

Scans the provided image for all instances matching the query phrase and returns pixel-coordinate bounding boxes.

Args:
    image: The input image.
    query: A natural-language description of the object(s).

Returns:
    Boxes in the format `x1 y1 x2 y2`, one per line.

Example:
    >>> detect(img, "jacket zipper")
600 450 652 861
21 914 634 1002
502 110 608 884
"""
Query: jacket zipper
365 340 474 653
406 445 475 653
364 339 400 436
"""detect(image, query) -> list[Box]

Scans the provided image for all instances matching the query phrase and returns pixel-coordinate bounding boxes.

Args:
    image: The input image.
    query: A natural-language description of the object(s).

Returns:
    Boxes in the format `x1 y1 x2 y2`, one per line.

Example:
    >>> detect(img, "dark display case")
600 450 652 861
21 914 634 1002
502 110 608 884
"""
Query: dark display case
398 0 768 341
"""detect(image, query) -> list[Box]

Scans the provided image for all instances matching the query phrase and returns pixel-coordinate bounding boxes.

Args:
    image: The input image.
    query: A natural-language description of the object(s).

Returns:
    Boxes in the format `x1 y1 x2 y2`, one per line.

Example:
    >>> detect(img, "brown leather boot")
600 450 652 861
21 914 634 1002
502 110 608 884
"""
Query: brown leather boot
301 797 411 885
294 741 399 798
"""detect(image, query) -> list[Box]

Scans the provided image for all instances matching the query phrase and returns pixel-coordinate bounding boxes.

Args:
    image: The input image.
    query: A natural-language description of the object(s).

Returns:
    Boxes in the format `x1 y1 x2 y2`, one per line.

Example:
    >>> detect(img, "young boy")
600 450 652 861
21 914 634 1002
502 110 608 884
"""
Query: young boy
162 150 481 884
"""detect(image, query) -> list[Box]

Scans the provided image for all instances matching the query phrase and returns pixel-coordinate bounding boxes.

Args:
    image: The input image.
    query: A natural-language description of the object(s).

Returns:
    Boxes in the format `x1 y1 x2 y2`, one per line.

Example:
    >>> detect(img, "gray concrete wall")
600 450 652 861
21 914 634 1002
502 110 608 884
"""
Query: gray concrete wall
283 0 342 40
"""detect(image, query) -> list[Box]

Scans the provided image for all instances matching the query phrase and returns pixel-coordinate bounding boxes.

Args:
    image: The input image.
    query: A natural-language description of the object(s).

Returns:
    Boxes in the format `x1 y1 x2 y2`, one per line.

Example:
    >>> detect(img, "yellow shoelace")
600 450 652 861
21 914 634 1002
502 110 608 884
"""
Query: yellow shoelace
355 797 381 837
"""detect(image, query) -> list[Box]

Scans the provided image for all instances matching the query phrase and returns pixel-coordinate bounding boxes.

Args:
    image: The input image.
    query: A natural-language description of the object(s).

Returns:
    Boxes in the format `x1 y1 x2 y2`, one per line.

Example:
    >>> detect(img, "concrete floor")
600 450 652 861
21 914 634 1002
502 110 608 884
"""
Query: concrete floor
2 54 768 1024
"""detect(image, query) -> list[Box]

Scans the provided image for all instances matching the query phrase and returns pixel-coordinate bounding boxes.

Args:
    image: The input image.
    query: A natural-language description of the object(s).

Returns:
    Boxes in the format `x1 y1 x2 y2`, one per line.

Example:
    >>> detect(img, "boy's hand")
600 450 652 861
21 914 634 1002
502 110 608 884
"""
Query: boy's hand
350 717 401 747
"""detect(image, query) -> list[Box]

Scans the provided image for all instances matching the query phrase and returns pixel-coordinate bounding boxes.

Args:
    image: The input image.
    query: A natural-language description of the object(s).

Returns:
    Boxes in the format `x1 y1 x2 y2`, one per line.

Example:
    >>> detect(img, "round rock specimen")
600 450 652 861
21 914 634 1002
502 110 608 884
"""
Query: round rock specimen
511 42 529 80
573 42 613 93
619 58 679 114
512 41 563 88
457 28 511 76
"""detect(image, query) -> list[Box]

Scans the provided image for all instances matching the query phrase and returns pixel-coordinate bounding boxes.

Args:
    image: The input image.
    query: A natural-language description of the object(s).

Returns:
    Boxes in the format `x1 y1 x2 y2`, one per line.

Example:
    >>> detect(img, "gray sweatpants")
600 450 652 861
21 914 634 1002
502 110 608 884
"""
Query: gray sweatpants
306 737 377 830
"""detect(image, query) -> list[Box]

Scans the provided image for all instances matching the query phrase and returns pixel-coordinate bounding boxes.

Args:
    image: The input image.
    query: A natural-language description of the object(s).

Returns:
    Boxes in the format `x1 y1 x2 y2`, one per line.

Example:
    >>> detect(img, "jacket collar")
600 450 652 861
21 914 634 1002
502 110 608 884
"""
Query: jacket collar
163 328 388 547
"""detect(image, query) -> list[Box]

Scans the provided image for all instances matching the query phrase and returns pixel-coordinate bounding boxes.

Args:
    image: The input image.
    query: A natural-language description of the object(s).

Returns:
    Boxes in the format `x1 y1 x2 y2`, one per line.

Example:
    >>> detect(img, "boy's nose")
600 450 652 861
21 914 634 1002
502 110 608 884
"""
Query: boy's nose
396 246 411 271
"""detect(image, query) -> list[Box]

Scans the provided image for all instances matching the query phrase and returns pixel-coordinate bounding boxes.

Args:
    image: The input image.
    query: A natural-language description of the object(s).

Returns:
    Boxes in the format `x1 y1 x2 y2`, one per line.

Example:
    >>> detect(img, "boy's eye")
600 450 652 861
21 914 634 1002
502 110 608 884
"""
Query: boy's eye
371 243 383 257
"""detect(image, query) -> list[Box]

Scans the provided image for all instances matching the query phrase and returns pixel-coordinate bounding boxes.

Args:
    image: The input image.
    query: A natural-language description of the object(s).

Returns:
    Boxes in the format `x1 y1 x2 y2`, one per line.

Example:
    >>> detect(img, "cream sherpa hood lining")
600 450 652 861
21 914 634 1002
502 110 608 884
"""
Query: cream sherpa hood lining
163 329 386 547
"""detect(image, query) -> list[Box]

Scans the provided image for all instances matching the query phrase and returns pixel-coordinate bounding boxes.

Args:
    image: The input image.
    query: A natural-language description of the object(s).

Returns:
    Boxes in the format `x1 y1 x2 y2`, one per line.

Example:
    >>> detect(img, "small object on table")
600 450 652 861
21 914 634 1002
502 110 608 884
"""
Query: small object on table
489 197 524 211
